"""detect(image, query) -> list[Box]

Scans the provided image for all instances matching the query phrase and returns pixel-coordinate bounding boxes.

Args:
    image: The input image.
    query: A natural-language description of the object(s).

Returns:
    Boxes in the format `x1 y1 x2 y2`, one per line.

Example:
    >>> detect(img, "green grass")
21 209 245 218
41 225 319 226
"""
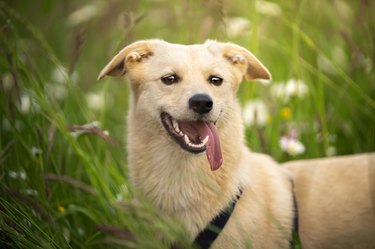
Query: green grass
1 0 374 248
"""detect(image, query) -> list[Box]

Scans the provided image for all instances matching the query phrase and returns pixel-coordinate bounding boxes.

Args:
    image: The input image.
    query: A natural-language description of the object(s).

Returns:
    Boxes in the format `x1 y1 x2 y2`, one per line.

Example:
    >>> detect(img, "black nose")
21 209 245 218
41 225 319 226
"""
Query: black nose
189 94 213 114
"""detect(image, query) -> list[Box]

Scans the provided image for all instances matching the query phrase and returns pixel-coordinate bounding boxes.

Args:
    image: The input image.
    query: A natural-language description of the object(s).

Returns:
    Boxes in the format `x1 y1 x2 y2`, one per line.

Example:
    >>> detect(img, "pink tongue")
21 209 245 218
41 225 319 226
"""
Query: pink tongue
179 121 223 171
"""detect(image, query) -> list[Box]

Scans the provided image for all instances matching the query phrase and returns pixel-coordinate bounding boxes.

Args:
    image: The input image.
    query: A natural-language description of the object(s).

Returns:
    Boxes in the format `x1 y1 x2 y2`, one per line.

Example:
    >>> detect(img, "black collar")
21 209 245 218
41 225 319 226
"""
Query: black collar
193 189 243 249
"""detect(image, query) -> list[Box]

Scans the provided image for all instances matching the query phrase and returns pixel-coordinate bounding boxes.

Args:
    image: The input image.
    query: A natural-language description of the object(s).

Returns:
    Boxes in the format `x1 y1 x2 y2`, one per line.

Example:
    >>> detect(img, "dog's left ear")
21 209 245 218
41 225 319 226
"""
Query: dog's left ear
215 42 271 80
97 40 157 80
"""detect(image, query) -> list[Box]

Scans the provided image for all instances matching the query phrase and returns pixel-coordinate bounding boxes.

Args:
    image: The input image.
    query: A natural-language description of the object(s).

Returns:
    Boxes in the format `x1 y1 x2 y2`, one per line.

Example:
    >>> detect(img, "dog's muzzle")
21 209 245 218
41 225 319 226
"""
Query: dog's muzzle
161 112 223 171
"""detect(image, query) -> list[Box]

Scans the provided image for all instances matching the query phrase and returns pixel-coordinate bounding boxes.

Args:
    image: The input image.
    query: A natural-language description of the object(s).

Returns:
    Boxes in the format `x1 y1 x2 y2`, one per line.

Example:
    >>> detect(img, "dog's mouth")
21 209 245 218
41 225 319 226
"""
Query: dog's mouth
161 112 223 171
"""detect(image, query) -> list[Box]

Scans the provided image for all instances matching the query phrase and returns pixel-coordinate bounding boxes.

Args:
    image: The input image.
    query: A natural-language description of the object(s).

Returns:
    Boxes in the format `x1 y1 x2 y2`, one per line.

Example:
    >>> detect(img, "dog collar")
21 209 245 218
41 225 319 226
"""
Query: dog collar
193 189 243 249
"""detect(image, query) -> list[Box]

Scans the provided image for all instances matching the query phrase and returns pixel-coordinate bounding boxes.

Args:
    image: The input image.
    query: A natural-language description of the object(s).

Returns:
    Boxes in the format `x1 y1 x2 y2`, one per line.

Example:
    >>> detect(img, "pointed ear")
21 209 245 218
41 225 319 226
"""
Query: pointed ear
219 42 271 81
97 40 156 80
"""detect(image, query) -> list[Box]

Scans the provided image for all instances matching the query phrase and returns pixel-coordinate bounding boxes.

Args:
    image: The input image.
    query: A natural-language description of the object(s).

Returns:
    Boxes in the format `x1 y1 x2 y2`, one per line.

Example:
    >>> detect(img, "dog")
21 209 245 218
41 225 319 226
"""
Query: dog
98 39 375 249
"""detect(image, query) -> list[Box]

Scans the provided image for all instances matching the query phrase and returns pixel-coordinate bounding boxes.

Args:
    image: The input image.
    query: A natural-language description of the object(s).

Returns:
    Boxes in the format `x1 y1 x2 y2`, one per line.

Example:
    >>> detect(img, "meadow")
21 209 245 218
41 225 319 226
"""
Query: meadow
1 0 374 248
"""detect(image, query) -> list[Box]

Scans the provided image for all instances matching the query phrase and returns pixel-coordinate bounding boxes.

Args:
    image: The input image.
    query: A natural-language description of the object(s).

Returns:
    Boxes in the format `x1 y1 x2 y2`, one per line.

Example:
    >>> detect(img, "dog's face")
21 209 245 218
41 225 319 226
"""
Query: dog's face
98 40 270 171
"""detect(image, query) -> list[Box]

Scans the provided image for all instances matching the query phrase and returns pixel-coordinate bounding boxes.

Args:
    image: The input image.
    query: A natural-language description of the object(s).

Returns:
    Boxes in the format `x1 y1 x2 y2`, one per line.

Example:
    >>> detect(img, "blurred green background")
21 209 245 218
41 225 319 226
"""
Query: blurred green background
1 0 374 248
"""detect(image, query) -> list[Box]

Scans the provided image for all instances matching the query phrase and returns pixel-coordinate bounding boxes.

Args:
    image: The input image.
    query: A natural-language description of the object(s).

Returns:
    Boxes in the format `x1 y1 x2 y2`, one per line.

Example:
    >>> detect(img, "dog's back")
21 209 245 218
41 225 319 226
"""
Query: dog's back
283 153 375 249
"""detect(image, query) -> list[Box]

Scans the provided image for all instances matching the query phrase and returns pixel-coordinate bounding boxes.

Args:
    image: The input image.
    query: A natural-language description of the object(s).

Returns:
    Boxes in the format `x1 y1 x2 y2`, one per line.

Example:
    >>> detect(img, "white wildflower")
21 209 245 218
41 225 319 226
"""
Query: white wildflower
256 0 282 16
31 147 42 157
8 171 18 179
19 171 27 180
279 136 305 156
20 95 31 114
25 189 38 196
226 17 251 38
20 94 31 113
115 193 123 201
19 94 40 114
271 79 308 102
51 66 68 84
242 99 269 126
2 73 14 92
285 79 308 98
86 92 104 110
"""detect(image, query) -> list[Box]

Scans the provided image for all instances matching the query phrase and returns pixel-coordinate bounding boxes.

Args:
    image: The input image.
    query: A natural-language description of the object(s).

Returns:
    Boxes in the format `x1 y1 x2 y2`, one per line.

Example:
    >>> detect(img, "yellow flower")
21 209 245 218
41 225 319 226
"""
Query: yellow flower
57 205 65 213
280 107 292 120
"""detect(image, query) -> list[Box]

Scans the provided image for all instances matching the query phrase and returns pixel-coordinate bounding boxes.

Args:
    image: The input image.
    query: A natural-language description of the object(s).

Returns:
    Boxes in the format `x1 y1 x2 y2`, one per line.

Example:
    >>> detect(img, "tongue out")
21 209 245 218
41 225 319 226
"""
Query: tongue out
179 121 223 171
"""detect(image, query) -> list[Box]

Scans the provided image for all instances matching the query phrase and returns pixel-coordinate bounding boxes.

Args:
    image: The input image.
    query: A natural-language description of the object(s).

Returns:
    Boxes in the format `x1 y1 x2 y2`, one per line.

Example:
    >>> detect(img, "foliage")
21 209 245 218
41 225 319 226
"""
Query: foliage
1 0 374 248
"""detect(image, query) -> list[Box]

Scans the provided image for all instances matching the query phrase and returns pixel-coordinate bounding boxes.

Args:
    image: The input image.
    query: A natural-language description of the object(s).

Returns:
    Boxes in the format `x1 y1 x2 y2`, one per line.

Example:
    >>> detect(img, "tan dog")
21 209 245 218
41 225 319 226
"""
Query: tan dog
98 39 375 249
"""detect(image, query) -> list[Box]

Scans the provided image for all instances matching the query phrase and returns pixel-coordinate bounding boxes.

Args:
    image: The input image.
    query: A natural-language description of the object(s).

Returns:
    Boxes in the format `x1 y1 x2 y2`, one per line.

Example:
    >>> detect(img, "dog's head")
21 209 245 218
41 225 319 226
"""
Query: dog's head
98 39 270 171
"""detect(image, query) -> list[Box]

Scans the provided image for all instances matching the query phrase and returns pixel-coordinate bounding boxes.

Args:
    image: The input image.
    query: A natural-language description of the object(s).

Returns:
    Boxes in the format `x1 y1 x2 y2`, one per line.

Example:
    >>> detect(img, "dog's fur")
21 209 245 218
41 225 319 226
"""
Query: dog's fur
283 154 375 249
98 39 375 249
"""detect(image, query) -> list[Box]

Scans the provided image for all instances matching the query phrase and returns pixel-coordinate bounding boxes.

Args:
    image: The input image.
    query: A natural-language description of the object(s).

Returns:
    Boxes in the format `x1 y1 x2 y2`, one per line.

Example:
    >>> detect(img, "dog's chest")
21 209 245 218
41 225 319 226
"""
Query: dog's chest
129 155 233 236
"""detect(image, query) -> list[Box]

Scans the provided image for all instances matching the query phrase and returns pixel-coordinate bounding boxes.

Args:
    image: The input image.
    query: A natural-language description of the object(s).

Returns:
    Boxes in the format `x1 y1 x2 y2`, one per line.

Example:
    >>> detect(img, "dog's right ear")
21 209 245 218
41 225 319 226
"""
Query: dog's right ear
97 40 155 80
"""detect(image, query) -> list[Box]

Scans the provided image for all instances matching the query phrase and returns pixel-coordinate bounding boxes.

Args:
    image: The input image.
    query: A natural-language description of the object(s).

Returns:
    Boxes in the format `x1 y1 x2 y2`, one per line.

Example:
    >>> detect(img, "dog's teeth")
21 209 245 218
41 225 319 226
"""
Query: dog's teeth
183 134 207 149
184 134 190 144
201 136 209 146
191 142 201 148
172 119 180 133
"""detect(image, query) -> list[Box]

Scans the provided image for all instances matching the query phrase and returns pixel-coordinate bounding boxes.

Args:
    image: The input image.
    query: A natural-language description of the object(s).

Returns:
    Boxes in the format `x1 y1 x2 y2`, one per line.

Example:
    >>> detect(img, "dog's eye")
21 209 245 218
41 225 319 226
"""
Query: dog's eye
208 75 223 86
161 74 180 85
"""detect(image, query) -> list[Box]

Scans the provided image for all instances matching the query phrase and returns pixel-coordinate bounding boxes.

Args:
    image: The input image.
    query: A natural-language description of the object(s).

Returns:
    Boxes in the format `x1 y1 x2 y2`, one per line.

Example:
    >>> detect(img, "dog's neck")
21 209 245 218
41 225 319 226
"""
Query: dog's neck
126 101 246 238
